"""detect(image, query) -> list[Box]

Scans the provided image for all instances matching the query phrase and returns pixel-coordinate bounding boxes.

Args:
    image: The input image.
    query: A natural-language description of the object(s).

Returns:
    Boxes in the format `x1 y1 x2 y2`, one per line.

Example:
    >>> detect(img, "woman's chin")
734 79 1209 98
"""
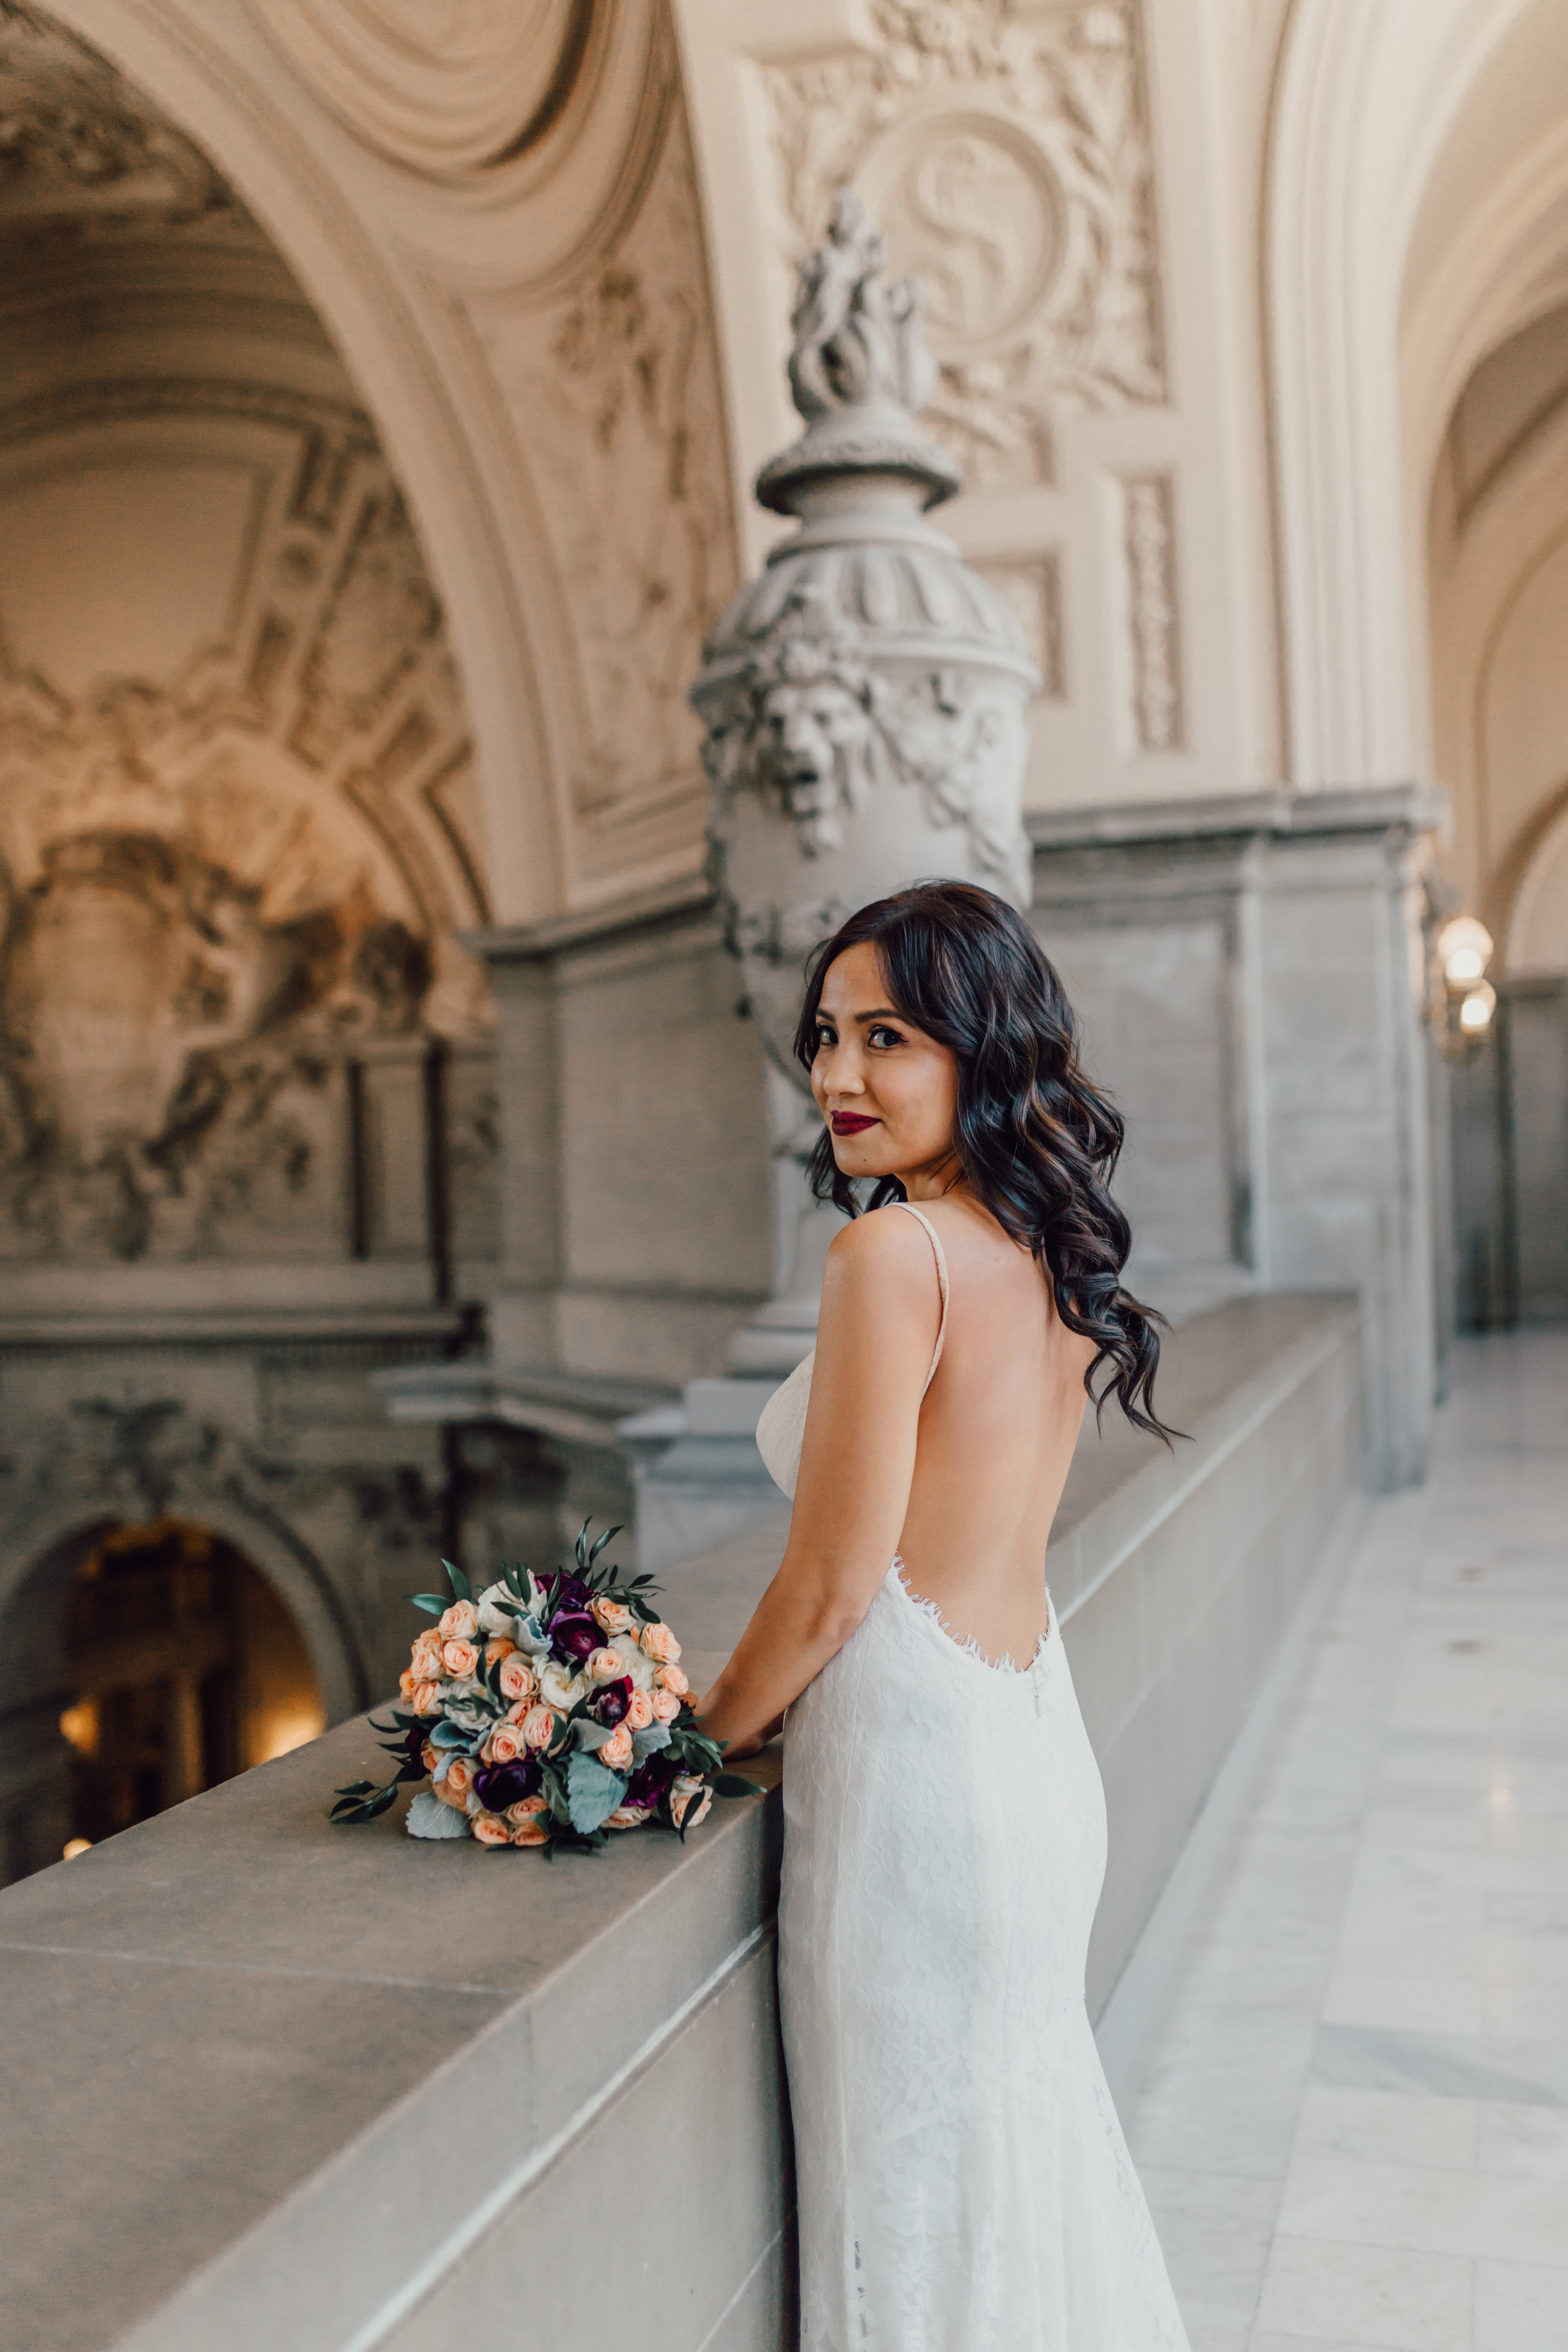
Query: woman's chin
831 1139 898 1180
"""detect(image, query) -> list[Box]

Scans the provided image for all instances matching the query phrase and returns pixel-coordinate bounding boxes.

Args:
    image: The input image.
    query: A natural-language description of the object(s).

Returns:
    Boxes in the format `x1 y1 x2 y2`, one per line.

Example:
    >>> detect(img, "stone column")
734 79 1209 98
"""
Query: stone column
623 193 1039 1569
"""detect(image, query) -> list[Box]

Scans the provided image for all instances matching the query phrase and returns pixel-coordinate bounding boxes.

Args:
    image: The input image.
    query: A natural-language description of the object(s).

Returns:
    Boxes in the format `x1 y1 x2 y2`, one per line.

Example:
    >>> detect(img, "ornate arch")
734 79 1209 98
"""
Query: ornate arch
24 0 737 919
1264 0 1546 789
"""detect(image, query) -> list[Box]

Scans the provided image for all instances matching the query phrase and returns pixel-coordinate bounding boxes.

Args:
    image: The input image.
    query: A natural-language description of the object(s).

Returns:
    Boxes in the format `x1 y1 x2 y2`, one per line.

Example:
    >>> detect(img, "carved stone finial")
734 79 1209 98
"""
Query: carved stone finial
757 187 959 516
786 188 937 424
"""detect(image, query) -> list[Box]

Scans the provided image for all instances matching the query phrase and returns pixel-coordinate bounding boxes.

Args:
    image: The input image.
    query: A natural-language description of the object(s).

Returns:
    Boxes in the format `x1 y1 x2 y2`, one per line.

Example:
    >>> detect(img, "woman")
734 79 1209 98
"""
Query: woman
696 881 1189 2351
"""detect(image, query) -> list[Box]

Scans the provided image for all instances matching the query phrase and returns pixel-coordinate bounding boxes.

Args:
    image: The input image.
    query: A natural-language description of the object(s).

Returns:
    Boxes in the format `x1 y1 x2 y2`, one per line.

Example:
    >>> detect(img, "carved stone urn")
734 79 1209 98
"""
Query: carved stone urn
695 192 1038 1082
692 192 1038 1375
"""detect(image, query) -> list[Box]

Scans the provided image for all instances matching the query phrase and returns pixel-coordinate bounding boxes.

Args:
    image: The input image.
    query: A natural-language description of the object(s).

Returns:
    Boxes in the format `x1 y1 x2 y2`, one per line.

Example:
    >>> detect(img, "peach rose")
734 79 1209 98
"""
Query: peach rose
506 1794 548 1823
598 1723 634 1772
587 1647 626 1685
640 1621 681 1665
442 1637 480 1679
410 1630 445 1680
436 1773 470 1812
625 1690 654 1732
670 1774 712 1832
472 1810 511 1846
604 1806 648 1830
485 1721 525 1766
498 1655 536 1706
651 1687 682 1725
411 1680 444 1717
421 1740 439 1774
398 1668 417 1703
521 1704 556 1750
438 1599 480 1643
655 1663 689 1697
511 1819 550 1846
442 1755 478 1804
591 1596 633 1635
485 1637 517 1668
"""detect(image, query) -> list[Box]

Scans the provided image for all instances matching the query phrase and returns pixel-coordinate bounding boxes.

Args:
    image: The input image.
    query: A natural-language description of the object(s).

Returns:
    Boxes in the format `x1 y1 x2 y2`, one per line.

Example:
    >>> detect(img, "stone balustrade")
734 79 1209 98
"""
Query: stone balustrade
2 1293 1360 2352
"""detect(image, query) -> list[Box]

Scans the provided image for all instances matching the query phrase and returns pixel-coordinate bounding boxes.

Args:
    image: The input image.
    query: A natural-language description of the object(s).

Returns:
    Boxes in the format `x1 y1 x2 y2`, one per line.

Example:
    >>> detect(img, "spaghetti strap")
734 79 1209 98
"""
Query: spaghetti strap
889 1200 949 1393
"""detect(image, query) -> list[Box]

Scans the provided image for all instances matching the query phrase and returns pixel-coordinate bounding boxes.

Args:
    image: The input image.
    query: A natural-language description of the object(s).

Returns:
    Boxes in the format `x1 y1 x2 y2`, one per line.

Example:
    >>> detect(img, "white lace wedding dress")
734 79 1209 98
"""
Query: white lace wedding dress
756 1202 1189 2351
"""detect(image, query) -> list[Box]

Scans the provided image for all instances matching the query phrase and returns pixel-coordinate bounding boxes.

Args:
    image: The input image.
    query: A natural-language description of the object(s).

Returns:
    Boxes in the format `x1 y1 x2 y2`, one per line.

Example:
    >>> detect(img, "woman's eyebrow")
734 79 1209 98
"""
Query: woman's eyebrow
852 1006 901 1024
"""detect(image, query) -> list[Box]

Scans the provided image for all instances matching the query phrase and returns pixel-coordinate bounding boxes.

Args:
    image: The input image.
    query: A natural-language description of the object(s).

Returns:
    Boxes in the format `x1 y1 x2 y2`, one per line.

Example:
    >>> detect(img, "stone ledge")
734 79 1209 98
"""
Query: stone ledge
1026 780 1449 849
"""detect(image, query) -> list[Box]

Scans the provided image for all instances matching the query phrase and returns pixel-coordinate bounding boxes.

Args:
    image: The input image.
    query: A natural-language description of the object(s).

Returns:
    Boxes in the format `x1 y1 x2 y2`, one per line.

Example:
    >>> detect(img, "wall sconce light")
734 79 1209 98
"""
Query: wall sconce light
1433 915 1496 1055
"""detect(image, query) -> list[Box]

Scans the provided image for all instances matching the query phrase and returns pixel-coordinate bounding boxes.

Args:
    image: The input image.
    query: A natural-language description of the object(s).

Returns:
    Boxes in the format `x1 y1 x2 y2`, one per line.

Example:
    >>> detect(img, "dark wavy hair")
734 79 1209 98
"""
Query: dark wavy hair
795 880 1178 1442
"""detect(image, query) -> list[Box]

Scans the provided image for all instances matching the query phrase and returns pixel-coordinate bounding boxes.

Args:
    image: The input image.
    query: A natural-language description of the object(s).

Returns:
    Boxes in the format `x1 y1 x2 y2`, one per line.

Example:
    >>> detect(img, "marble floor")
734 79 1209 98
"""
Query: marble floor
1125 1330 1568 2352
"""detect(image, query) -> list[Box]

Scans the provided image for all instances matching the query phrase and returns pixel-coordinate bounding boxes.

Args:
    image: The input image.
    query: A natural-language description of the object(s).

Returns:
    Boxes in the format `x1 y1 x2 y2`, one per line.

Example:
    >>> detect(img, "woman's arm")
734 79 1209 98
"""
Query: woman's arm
695 1208 941 1753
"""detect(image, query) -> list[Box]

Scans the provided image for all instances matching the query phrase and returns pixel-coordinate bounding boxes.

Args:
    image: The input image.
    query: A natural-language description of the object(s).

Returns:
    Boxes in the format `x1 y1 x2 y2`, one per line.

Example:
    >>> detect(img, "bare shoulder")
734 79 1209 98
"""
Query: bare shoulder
822 1204 946 1318
826 1203 936 1278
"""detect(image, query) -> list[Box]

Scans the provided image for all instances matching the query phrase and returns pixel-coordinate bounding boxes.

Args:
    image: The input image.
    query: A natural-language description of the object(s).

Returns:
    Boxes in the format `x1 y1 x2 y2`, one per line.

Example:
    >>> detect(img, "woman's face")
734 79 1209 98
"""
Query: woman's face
809 942 962 1195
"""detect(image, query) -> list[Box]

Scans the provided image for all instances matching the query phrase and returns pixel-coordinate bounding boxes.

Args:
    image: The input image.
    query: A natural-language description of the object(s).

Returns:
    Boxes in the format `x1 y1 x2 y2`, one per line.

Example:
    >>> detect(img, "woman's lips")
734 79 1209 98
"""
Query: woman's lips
830 1112 878 1136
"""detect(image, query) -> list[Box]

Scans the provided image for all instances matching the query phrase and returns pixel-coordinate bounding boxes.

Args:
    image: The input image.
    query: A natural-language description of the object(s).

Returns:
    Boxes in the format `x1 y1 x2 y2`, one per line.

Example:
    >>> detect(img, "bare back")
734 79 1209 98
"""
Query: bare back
891 1194 1095 1665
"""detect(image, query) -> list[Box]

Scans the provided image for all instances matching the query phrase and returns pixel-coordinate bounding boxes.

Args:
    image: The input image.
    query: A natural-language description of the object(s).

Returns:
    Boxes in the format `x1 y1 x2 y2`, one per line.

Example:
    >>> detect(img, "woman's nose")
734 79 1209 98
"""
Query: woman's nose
824 1046 865 1096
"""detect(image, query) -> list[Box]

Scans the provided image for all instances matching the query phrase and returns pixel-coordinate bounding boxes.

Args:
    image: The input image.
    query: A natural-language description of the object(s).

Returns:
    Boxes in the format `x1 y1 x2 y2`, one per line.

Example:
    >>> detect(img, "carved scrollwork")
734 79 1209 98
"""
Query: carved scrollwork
1118 471 1184 751
764 0 1166 488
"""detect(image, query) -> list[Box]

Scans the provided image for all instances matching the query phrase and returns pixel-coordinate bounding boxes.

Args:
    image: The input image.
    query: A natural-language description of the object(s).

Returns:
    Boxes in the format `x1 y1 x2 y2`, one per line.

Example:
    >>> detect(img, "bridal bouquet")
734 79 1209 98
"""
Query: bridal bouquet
329 1524 760 1853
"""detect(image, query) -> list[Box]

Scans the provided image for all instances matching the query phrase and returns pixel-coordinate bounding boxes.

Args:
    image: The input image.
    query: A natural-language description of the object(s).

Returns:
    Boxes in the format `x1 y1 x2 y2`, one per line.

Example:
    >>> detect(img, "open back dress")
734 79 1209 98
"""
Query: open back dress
756 1201 1189 2352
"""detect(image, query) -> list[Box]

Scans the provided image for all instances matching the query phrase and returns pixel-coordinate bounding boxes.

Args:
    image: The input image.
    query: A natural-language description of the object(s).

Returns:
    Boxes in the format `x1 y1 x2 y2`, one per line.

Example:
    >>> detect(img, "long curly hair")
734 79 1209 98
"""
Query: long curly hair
794 880 1178 1442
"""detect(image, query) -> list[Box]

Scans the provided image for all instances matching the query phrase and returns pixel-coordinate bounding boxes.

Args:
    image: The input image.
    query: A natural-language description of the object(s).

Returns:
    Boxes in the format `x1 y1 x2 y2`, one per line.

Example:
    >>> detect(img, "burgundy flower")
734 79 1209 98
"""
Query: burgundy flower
403 1724 427 1767
625 1752 678 1807
550 1612 600 1664
473 1757 542 1813
548 1573 591 1614
591 1676 633 1727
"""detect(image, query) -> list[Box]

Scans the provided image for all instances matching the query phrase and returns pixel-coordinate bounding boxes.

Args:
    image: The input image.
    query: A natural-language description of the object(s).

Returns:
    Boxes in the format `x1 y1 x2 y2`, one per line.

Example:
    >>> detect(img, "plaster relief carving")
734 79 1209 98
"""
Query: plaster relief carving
508 106 738 857
242 0 593 179
0 4 238 234
0 386 493 1265
1118 471 1184 752
974 554 1066 701
764 0 1166 489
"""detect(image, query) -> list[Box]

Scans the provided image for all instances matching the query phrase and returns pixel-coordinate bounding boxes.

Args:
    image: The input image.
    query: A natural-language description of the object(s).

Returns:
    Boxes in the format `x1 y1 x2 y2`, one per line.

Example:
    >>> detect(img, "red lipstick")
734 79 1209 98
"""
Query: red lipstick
830 1112 878 1136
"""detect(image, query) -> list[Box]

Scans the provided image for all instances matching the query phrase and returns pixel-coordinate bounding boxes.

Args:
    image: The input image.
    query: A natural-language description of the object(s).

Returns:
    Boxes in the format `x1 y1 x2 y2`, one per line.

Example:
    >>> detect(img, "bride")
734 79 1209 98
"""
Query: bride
696 881 1190 2350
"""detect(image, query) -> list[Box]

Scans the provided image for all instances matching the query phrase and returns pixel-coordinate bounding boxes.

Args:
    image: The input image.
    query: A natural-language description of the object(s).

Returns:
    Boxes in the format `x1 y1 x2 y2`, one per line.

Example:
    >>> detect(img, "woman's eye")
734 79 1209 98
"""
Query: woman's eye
814 1028 835 1053
868 1025 903 1049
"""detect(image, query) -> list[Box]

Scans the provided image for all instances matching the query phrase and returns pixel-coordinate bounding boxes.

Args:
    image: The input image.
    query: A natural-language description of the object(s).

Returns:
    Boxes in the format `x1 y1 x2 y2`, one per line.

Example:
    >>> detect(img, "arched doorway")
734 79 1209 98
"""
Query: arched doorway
60 1516 325 1850
0 1515 327 1884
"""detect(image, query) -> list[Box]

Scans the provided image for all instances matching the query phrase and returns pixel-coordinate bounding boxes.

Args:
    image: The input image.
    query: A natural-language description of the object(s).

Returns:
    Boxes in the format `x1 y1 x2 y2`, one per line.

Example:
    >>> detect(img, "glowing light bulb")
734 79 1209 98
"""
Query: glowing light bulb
1460 984 1495 1032
1437 914 1493 989
62 1838 92 1861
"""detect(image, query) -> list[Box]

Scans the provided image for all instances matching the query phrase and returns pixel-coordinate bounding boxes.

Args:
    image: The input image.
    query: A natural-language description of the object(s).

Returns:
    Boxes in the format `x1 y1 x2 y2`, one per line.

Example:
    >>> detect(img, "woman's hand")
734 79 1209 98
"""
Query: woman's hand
699 1706 784 1761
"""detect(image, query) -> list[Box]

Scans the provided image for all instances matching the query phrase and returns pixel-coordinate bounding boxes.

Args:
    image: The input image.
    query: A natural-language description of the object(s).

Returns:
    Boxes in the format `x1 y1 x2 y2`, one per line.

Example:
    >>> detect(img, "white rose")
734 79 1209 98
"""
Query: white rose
609 1632 656 1694
538 1658 590 1712
476 1582 518 1638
